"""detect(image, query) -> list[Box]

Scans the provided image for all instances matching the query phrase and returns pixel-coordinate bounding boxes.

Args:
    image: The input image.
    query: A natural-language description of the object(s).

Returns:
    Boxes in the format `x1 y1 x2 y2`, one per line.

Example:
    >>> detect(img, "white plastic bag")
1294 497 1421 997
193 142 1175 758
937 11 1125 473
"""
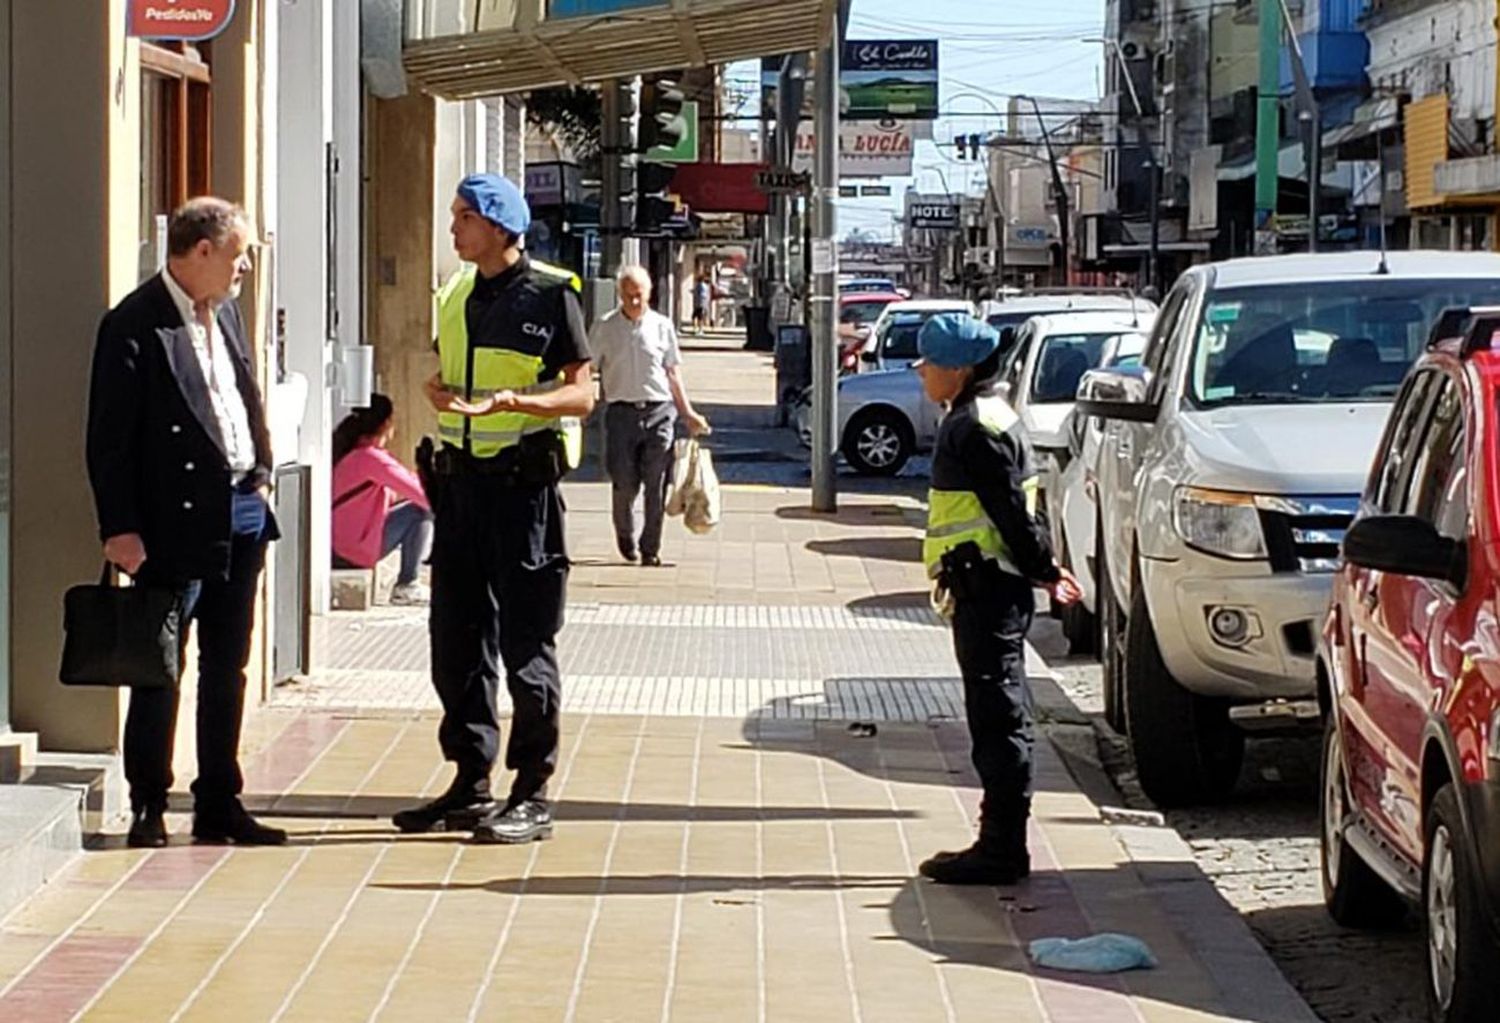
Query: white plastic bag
665 438 720 534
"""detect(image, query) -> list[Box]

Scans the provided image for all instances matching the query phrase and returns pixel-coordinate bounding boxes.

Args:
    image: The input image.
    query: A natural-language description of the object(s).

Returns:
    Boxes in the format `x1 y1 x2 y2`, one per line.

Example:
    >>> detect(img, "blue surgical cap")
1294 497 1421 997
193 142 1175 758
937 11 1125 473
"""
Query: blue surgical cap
456 173 531 235
918 314 1001 368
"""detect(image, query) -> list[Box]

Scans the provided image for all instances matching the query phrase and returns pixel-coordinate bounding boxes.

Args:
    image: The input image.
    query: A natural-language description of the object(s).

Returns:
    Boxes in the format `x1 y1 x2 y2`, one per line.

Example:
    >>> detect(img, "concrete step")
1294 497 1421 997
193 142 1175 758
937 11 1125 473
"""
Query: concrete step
0 784 84 922
24 752 127 837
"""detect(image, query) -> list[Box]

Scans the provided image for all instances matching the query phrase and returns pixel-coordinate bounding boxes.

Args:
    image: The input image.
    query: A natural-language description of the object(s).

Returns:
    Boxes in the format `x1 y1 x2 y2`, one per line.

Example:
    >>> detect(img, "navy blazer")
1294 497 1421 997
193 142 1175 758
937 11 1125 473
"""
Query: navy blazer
87 274 280 583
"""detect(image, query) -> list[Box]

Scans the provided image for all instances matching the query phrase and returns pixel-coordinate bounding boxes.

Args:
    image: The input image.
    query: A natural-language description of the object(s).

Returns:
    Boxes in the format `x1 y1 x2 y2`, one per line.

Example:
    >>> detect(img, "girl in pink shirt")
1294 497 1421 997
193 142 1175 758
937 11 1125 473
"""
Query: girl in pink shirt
331 395 433 605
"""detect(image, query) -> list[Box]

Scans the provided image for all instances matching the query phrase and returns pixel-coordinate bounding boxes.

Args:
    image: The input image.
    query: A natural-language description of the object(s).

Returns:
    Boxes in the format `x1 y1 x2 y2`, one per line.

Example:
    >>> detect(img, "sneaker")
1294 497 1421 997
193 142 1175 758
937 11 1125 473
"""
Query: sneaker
390 581 430 606
392 776 497 834
918 843 1029 885
471 800 554 845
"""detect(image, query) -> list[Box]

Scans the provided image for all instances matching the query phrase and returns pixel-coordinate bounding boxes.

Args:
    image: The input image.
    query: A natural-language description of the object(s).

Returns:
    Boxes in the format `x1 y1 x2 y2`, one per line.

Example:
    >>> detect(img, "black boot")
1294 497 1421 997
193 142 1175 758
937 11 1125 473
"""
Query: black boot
193 801 288 846
919 841 1030 885
392 772 497 834
127 806 168 849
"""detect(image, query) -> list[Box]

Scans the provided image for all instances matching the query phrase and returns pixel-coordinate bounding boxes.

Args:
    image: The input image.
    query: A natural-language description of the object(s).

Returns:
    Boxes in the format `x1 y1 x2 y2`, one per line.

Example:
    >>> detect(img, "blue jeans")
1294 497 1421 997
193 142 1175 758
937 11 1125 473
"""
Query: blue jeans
383 501 434 585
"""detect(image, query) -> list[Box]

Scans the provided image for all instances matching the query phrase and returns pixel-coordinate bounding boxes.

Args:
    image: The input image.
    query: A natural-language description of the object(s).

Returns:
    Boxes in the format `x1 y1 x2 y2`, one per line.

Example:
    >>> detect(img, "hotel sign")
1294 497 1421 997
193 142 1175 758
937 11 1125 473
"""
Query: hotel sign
128 0 237 41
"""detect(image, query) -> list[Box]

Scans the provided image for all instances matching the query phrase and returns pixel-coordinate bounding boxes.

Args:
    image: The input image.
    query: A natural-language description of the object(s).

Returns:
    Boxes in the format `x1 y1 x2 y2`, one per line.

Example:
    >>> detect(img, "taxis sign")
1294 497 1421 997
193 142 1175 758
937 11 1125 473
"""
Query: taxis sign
128 0 236 41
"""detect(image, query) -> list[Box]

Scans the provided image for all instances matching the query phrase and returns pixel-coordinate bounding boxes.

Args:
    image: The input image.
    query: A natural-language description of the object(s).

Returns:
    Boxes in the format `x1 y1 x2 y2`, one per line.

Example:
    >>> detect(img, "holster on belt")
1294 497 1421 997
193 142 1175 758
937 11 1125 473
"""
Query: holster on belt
415 437 440 501
429 433 565 487
938 541 1003 603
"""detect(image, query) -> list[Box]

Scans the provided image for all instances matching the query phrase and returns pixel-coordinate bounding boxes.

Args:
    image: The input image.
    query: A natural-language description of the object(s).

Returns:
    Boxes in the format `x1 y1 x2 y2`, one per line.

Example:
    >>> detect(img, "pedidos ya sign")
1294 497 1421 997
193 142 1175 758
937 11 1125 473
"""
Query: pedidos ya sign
128 0 237 42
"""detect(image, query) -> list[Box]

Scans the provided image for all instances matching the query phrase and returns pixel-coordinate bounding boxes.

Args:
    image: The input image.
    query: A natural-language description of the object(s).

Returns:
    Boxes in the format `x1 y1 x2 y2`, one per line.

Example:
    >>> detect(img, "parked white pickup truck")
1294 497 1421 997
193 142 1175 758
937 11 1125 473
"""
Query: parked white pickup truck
1079 251 1500 806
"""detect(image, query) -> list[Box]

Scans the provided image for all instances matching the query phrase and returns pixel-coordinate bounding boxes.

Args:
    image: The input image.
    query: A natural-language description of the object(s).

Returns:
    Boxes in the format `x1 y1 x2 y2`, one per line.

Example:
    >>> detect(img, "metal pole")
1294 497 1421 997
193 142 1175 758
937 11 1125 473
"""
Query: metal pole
810 20 839 514
600 79 623 277
1024 96 1070 286
1254 0 1282 253
1307 109 1322 252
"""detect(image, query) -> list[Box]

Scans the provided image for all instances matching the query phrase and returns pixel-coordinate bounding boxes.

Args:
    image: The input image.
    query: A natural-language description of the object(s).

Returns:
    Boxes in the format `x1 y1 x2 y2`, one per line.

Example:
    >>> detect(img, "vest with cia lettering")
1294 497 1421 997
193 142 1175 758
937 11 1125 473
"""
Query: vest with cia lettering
924 394 1040 581
435 259 583 466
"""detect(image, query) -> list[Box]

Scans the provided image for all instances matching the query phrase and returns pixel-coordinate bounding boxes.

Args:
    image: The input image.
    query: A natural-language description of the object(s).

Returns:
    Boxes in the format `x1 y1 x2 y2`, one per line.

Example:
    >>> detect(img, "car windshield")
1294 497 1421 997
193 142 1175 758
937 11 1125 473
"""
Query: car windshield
1189 278 1500 407
1030 332 1134 403
841 300 891 326
881 310 964 359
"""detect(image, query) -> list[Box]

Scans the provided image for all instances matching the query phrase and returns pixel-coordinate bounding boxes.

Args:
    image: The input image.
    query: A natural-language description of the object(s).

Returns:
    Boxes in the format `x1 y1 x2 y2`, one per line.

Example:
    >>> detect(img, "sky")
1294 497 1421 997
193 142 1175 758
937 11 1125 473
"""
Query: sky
728 0 1106 241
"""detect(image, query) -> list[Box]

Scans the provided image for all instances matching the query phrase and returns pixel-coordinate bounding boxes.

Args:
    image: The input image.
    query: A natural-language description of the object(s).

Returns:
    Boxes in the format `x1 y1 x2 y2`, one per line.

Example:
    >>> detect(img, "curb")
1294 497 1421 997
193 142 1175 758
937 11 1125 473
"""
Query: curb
1028 662 1320 1023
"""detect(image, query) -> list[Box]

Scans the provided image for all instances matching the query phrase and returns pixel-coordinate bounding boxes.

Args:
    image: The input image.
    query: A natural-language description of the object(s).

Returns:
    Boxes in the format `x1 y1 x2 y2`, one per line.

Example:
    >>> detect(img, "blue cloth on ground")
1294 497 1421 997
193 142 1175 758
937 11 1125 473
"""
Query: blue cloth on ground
1028 933 1158 973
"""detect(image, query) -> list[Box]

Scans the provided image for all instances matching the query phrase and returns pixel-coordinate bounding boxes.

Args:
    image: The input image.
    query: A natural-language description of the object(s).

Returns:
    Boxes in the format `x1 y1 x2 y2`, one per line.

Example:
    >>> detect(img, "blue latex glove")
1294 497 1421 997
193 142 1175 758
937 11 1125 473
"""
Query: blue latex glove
1028 933 1159 973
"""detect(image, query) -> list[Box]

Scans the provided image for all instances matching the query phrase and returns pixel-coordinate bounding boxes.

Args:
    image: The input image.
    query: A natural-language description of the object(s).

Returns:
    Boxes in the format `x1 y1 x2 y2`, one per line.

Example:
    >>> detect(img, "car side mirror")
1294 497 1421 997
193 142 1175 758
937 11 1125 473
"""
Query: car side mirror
1343 515 1467 589
1075 366 1159 423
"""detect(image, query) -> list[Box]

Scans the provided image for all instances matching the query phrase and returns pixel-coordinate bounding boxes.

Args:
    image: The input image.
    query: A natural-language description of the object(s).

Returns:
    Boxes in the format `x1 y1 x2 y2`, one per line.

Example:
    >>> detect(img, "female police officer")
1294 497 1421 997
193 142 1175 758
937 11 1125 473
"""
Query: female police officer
914 313 1082 885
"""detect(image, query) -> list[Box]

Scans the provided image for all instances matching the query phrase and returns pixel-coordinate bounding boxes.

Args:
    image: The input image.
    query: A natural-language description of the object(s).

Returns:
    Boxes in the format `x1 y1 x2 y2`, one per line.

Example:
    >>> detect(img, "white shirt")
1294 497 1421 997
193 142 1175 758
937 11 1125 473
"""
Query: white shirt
588 308 681 404
162 269 257 476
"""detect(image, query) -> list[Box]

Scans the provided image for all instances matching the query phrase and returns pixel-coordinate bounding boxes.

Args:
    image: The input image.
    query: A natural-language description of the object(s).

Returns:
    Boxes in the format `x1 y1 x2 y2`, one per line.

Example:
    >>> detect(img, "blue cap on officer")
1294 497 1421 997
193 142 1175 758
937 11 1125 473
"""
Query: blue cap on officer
917 313 1001 368
456 173 531 236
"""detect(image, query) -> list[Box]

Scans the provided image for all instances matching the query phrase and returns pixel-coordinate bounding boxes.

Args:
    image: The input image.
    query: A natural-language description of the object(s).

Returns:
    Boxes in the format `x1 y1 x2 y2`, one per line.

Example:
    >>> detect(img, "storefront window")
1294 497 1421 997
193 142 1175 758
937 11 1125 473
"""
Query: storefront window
139 43 212 280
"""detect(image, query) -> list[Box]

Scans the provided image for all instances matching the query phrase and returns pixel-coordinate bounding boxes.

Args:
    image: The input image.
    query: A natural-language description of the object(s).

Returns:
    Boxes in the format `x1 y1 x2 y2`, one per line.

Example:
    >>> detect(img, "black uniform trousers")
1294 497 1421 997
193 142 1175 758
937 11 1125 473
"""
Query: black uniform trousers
950 570 1035 854
429 471 568 806
125 489 271 814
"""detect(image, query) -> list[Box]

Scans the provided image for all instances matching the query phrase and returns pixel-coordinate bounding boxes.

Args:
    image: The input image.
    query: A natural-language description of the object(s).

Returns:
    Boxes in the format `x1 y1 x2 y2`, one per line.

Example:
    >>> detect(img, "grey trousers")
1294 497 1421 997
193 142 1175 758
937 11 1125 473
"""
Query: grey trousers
604 401 676 559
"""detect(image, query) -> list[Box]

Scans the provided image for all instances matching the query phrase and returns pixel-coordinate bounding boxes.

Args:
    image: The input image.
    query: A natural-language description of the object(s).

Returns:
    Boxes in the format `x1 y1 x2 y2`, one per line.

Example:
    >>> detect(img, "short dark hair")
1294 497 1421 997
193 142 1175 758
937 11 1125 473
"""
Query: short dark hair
167 197 248 257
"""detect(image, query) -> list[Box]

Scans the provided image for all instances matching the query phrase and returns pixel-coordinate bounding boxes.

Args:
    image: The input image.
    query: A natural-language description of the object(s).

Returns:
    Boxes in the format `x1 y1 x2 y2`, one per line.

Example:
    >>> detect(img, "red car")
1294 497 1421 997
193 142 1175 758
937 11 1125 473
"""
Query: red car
838 292 901 373
1320 306 1500 1022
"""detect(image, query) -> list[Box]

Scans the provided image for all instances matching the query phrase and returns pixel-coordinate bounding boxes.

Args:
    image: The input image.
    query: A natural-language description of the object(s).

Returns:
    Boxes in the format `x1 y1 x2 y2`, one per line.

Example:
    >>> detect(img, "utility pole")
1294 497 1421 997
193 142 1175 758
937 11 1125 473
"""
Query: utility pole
809 10 840 514
1022 96 1070 286
1254 0 1281 255
1278 0 1321 252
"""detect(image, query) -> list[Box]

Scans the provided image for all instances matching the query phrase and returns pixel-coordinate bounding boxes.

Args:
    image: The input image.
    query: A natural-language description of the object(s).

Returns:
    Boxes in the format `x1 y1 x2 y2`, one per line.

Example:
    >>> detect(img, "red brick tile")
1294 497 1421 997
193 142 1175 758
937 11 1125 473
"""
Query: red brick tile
0 935 142 1023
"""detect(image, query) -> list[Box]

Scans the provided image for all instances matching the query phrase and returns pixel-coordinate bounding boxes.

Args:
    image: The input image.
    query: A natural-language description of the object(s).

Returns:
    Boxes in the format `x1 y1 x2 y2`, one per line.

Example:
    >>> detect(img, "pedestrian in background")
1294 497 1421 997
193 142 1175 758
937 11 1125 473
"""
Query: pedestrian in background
914 313 1081 885
87 196 286 849
393 174 594 845
590 265 711 566
691 273 712 335
330 394 433 606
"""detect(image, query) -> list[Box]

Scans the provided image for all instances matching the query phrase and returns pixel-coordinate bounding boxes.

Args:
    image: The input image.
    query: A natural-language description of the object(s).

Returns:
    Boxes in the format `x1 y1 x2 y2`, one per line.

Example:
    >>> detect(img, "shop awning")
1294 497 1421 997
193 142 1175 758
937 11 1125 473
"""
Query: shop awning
403 0 838 100
1321 97 1399 160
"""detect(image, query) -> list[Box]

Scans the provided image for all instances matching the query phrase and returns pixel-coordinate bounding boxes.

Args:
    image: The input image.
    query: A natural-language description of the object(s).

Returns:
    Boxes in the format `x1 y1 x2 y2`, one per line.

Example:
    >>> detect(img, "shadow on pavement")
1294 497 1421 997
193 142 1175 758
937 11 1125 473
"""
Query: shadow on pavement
374 873 908 897
775 503 917 525
222 794 920 824
805 536 922 563
845 591 933 614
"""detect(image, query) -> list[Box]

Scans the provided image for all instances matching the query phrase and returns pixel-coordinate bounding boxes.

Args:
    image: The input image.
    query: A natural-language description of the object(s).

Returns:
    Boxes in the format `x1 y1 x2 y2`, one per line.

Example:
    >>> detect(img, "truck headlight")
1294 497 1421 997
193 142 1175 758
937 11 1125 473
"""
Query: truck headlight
1173 487 1267 560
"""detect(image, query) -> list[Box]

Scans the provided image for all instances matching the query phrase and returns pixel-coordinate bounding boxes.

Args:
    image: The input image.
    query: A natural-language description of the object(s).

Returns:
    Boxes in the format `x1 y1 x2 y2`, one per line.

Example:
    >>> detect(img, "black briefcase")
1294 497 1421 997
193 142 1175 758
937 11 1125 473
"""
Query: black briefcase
59 565 183 689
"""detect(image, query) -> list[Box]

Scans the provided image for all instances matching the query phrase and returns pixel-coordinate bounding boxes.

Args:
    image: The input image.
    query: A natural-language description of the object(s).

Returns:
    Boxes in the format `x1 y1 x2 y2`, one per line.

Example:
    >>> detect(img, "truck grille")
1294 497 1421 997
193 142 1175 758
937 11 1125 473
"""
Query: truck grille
1257 496 1360 574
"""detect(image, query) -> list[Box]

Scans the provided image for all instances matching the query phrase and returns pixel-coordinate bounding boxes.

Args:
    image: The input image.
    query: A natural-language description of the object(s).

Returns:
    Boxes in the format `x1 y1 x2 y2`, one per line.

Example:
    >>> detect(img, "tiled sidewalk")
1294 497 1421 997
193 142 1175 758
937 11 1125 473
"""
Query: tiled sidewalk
0 706 1311 1023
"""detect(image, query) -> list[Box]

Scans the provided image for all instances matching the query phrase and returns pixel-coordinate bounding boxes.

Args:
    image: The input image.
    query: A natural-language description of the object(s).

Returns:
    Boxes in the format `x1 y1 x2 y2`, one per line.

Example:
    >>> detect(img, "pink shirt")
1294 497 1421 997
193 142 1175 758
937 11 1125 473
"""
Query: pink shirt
331 443 430 568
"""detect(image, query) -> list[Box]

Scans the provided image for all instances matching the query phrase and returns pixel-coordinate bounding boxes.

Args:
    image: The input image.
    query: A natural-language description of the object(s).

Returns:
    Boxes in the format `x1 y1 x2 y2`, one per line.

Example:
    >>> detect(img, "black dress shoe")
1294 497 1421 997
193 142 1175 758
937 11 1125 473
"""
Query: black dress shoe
918 843 1029 885
471 800 554 845
127 807 168 849
642 554 663 567
392 777 498 834
193 803 288 846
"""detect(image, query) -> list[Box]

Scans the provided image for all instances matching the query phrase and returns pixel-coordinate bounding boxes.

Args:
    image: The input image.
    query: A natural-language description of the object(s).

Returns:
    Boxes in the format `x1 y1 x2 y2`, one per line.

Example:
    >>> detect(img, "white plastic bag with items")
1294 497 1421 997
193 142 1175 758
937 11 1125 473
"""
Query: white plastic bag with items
665 438 721 534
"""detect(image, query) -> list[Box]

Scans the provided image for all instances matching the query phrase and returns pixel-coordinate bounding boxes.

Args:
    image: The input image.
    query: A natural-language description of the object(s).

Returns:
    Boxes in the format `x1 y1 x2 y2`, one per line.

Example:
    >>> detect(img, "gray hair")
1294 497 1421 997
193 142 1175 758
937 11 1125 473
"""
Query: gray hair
616 265 653 290
168 196 249 257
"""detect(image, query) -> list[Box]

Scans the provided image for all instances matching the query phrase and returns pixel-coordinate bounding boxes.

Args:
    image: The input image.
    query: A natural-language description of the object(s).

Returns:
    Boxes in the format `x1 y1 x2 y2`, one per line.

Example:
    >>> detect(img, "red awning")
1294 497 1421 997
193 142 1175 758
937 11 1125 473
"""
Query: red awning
670 163 771 215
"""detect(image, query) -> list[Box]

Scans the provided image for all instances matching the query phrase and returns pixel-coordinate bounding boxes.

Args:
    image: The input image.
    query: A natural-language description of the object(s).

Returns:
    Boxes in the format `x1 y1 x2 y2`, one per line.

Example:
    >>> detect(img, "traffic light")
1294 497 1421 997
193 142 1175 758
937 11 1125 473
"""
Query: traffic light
955 135 969 160
635 160 679 234
639 76 688 154
970 134 984 160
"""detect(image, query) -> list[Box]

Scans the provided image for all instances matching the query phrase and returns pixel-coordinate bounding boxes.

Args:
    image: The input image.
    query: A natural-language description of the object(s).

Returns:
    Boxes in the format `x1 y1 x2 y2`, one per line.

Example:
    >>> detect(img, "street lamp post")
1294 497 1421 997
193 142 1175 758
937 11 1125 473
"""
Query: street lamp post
1085 36 1159 294
949 91 1007 297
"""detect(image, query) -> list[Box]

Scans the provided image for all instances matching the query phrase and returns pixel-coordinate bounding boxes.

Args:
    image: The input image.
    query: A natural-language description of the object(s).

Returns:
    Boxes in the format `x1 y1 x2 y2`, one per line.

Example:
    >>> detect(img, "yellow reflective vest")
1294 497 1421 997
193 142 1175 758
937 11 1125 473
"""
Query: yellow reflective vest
923 395 1039 581
435 262 583 467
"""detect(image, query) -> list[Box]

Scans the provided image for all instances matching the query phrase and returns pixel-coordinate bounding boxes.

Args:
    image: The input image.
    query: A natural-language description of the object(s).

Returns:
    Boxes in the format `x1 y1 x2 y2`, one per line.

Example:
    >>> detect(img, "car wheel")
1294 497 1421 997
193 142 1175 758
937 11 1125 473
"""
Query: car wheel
1124 582 1244 807
1097 517 1126 730
1424 784 1500 1022
841 407 912 476
1320 713 1405 928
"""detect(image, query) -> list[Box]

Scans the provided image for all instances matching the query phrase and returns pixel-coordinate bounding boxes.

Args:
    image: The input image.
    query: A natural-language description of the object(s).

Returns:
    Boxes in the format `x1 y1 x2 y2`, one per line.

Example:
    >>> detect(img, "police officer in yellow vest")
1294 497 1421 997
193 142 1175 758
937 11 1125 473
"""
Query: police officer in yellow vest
392 174 595 845
914 313 1082 885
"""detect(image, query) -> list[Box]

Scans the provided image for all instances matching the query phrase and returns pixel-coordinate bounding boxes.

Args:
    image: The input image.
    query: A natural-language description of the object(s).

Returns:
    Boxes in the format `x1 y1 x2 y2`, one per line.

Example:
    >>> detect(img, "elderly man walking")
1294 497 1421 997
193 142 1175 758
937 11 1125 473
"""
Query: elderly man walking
590 266 710 566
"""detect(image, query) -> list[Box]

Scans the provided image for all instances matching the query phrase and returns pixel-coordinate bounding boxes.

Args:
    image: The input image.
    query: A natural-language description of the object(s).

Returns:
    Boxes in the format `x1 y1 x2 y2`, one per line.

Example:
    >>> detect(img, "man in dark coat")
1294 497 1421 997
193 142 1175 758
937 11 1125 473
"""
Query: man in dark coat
87 196 285 849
